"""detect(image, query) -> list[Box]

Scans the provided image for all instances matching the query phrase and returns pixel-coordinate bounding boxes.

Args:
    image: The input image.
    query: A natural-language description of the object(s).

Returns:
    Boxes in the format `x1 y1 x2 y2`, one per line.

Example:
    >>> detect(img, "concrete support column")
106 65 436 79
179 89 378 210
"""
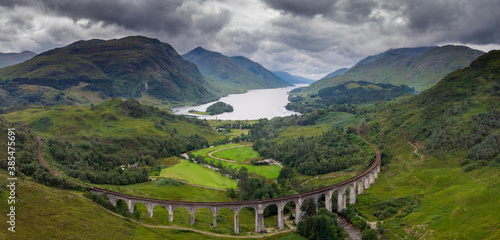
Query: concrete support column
349 183 356 205
374 169 379 179
365 176 370 189
255 205 264 233
325 190 333 212
234 209 240 234
168 205 173 222
357 179 364 194
277 203 285 230
212 212 217 227
337 187 346 212
313 196 319 213
211 207 218 227
190 209 195 225
128 200 134 213
369 172 375 184
147 202 154 218
377 164 381 173
295 198 303 225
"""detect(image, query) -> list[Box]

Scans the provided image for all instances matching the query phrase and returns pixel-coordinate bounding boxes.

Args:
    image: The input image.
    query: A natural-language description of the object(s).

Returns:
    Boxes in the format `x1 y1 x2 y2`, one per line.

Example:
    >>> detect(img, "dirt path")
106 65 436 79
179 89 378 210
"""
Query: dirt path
74 192 293 238
285 219 296 231
36 136 61 176
407 141 424 163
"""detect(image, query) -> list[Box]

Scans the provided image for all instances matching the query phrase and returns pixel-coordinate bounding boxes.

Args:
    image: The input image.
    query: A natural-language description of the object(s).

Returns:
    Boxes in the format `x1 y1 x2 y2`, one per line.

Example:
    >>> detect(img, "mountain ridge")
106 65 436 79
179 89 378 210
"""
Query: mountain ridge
182 46 291 93
320 68 349 80
0 36 218 107
304 45 484 93
272 71 315 84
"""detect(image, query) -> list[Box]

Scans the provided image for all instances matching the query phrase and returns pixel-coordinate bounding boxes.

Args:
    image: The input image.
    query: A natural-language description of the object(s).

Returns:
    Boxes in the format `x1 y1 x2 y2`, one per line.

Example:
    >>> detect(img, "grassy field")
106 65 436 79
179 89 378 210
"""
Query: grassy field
224 129 250 138
160 159 238 189
218 160 282 179
192 143 245 157
0 171 136 240
354 138 500 240
212 146 261 162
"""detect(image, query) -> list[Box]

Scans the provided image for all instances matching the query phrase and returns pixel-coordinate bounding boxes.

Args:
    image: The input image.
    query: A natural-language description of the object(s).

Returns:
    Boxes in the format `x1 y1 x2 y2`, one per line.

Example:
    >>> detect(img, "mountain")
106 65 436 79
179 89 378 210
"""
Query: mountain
304 45 484 93
182 47 291 93
320 68 349 80
0 51 36 69
355 46 437 67
272 71 315 84
0 36 218 107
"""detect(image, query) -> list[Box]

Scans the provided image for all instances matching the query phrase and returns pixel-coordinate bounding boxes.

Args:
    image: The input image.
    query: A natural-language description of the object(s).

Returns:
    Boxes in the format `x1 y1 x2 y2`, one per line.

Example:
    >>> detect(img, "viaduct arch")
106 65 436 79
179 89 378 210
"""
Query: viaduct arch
88 122 381 234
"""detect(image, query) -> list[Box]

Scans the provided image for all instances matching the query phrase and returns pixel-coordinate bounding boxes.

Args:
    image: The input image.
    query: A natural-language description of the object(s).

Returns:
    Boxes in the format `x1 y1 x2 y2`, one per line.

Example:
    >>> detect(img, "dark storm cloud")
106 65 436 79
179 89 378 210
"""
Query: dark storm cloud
262 0 377 23
405 0 500 44
262 0 336 17
0 0 231 36
0 0 499 79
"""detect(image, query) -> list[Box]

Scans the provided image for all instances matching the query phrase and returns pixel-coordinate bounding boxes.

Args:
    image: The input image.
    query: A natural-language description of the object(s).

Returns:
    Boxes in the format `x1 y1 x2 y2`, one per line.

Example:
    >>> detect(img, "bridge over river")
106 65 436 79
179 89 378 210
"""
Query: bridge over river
89 122 381 234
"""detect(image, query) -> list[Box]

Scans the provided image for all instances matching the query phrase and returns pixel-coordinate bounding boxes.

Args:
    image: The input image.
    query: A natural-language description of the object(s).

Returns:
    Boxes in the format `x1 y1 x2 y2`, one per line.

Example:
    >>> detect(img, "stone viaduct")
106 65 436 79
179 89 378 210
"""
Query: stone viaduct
88 125 381 234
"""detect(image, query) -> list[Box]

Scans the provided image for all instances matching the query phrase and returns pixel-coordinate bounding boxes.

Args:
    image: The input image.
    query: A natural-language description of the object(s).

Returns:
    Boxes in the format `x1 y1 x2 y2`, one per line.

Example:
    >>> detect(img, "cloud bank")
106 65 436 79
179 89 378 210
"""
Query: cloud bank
0 0 499 79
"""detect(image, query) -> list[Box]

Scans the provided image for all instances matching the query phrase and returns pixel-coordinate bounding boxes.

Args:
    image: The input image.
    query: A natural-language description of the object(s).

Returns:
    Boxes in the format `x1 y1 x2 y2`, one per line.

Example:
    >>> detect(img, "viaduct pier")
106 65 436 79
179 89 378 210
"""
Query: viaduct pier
89 123 381 234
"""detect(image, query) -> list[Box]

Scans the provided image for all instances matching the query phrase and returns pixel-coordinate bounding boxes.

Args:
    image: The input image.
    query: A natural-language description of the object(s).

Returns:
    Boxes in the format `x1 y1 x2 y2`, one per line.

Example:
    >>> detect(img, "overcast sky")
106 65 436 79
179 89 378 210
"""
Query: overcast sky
1 0 499 79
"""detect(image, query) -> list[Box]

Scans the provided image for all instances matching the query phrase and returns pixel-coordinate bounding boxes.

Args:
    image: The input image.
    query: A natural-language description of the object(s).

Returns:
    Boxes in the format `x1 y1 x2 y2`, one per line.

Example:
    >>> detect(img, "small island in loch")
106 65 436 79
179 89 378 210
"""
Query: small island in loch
189 102 234 115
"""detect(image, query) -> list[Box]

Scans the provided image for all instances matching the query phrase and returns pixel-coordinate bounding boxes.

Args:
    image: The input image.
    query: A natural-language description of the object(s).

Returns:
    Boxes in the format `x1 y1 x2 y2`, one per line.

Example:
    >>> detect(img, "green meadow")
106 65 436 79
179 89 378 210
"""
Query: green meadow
219 160 282 179
212 146 261 162
160 159 238 189
192 143 245 157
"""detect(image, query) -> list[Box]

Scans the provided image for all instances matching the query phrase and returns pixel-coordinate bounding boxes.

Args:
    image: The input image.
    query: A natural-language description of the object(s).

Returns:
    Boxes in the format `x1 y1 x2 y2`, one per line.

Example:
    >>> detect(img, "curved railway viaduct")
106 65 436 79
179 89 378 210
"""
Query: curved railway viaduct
89 122 381 234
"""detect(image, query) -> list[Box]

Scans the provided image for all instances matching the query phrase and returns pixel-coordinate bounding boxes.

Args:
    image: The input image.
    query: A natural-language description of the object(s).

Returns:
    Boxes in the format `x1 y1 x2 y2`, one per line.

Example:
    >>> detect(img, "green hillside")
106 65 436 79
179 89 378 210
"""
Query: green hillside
355 50 500 239
1 98 222 142
182 47 290 93
320 68 349 80
305 45 484 93
0 36 218 107
0 99 224 186
287 81 414 113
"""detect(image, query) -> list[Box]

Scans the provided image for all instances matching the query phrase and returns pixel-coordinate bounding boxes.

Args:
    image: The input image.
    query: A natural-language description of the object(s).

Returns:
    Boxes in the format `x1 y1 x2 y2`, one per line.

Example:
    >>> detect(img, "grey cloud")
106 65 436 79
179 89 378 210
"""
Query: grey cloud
0 0 498 78
404 0 500 44
262 0 336 17
263 0 377 24
0 0 232 37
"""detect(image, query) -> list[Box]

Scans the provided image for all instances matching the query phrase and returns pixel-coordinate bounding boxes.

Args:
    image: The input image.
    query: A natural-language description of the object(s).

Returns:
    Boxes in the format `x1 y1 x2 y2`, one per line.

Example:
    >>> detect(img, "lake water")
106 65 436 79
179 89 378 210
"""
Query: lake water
172 84 308 120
